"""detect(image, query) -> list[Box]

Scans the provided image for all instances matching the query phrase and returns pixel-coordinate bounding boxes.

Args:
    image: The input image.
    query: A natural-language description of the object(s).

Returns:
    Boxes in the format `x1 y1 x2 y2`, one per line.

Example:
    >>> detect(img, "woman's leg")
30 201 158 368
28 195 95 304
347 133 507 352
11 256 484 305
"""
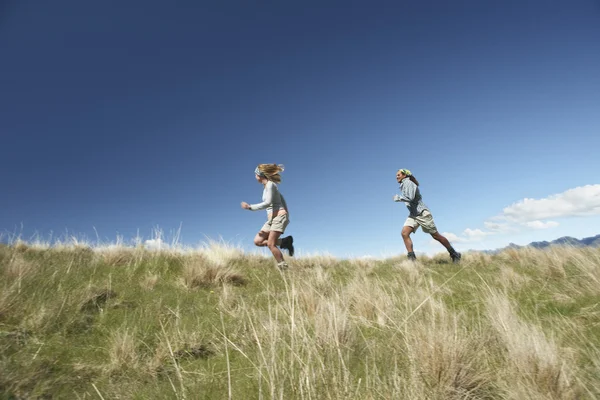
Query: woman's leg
253 231 269 247
267 230 285 263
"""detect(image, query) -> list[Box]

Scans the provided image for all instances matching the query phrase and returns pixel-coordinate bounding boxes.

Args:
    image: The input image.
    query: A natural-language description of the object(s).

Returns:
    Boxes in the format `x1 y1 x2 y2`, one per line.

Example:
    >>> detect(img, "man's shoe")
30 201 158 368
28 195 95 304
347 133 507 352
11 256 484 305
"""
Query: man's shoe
407 252 417 262
450 252 462 263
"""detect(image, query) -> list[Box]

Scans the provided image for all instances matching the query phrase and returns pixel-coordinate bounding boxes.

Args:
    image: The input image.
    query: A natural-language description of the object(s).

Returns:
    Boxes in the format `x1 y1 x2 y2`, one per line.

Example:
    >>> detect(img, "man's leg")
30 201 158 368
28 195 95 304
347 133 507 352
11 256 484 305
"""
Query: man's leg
401 226 414 252
430 231 461 262
401 226 417 261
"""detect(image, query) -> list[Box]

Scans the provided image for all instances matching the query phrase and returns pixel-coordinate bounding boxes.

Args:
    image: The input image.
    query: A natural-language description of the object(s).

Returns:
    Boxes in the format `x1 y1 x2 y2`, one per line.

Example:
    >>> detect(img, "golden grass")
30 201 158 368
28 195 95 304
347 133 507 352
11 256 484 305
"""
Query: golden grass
107 327 140 372
181 255 246 289
486 291 578 399
1 241 599 399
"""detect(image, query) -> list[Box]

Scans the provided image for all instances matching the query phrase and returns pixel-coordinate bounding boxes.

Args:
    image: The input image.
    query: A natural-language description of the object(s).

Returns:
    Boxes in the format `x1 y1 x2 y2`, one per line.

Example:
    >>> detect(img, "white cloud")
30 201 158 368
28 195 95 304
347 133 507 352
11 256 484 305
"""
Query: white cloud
440 185 598 246
500 184 600 222
429 232 464 247
431 229 492 245
483 221 514 233
440 232 465 243
523 220 560 230
145 238 166 250
464 228 493 240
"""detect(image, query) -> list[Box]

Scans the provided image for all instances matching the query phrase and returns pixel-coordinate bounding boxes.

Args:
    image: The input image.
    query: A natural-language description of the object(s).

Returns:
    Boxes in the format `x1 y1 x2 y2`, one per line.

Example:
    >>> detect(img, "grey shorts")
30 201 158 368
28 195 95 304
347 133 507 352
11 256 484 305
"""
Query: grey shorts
404 210 438 234
260 213 289 233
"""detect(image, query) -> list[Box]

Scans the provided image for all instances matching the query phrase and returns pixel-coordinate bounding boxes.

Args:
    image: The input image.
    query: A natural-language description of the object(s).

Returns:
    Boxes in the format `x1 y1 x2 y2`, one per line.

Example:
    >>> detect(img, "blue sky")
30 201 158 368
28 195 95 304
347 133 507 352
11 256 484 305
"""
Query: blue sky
1 1 599 257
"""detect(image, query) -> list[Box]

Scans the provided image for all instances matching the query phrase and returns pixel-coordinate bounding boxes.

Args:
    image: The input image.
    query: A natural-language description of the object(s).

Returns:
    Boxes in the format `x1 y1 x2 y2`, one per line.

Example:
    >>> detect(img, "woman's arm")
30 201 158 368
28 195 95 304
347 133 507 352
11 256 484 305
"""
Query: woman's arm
249 181 274 211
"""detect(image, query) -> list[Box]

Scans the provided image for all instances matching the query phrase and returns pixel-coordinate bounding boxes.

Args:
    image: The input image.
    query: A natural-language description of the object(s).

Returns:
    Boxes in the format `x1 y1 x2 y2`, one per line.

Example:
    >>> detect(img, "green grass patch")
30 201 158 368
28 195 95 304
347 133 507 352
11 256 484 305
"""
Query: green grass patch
0 245 598 399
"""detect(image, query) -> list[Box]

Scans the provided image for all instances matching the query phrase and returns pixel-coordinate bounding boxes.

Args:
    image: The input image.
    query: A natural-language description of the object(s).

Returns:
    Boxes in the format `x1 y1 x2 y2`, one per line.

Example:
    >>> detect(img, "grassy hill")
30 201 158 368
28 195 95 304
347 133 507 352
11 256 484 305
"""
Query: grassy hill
1 242 600 399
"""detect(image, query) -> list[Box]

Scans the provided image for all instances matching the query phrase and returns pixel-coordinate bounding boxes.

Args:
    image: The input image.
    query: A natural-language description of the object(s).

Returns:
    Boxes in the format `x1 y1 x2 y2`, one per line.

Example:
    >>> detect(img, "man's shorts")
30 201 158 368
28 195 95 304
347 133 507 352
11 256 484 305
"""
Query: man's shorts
260 213 289 233
404 210 438 234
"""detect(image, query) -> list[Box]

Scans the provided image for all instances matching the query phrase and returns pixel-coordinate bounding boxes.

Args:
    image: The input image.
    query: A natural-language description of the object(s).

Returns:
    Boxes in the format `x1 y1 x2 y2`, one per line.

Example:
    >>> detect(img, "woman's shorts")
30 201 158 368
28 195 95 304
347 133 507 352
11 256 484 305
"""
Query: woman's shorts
404 210 438 234
260 213 289 233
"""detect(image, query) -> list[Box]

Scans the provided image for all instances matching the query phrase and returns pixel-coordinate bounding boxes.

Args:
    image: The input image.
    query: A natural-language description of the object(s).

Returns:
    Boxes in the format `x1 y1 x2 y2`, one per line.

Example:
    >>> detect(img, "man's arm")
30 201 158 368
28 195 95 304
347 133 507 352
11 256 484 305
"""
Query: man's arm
397 181 416 202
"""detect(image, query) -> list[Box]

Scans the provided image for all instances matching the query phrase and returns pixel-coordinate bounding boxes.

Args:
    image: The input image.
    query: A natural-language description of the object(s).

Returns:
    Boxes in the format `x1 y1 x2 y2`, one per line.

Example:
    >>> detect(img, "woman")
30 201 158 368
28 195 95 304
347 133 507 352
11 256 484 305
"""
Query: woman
393 169 461 263
241 164 294 270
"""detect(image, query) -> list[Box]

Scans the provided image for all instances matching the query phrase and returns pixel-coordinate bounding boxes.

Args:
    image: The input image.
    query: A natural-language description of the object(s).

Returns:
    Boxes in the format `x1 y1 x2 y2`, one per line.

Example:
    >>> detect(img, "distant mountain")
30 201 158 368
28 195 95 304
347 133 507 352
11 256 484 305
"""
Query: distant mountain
479 234 600 254
508 234 600 251
581 235 600 246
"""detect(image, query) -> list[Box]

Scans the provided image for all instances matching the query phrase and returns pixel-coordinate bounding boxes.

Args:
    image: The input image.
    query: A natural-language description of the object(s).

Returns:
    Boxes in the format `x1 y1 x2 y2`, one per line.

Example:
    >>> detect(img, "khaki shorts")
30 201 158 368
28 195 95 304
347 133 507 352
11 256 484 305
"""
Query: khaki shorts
404 210 438 234
260 213 289 233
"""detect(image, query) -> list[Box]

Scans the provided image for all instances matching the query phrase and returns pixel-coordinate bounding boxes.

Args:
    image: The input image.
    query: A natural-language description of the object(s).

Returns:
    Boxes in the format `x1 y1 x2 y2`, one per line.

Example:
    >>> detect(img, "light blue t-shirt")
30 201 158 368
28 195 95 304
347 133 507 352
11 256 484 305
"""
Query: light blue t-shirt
249 181 289 217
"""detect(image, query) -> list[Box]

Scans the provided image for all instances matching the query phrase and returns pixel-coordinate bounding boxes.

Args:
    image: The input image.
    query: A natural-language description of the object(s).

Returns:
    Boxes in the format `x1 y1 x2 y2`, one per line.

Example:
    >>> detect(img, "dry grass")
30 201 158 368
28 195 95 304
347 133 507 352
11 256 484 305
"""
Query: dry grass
404 299 494 399
140 272 159 290
181 254 246 288
346 275 395 327
107 327 140 372
3 253 36 281
289 253 338 269
347 256 380 269
393 259 423 285
497 263 531 289
486 291 578 399
199 239 245 267
0 242 599 399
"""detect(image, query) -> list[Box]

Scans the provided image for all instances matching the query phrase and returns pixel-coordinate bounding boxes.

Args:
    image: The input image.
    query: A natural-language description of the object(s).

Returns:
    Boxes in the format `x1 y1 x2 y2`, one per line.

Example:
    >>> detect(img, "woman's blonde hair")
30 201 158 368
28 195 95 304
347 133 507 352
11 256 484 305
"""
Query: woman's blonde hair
256 164 285 183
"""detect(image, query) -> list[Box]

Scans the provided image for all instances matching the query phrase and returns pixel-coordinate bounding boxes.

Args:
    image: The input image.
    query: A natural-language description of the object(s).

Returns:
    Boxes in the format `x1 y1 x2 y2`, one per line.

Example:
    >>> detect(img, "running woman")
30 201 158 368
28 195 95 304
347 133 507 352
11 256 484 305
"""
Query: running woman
393 169 461 263
241 164 294 269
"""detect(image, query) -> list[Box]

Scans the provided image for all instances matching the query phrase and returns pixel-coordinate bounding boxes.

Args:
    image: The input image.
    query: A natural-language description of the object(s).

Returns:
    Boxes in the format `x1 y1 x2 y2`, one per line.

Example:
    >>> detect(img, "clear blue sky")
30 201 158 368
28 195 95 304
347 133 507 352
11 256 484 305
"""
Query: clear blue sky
1 1 599 257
